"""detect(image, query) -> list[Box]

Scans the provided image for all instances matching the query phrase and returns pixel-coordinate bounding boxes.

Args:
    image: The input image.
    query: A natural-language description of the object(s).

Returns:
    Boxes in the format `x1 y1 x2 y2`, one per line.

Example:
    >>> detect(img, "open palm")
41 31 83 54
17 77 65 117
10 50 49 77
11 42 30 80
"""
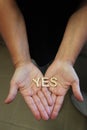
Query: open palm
5 62 52 120
45 60 83 119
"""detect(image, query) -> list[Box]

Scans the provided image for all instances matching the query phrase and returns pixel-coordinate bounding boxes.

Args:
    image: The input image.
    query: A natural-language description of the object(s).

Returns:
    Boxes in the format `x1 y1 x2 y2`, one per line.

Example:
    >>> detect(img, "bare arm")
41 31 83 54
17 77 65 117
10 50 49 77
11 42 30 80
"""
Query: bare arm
0 0 53 120
45 2 87 119
0 0 31 67
55 4 87 65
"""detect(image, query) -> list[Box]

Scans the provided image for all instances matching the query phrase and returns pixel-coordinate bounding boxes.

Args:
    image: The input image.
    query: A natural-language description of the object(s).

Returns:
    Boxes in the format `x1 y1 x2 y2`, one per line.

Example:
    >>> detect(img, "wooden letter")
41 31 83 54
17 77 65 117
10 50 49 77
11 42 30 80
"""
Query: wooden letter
50 77 57 87
32 78 40 87
42 77 49 87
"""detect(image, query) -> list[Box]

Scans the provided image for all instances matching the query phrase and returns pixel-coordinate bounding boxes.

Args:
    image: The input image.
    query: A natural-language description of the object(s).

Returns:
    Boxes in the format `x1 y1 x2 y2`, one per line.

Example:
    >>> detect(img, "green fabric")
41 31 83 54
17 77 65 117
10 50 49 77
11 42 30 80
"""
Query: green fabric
0 45 87 130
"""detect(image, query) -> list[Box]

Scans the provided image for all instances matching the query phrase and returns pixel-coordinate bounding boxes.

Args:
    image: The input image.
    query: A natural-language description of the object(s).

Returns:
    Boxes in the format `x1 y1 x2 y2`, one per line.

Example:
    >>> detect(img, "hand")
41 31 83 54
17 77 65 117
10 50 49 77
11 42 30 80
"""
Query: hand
45 60 83 119
5 62 52 120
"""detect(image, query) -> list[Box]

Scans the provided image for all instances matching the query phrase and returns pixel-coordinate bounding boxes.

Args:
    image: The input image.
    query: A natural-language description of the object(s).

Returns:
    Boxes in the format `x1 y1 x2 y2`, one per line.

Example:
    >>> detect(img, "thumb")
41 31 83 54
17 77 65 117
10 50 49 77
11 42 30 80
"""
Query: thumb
72 81 83 102
5 83 18 104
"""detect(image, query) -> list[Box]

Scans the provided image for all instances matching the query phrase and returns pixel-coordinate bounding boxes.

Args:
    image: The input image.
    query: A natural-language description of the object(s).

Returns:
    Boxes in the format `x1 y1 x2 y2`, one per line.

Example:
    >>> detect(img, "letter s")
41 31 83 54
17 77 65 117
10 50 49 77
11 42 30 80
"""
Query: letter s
50 77 57 87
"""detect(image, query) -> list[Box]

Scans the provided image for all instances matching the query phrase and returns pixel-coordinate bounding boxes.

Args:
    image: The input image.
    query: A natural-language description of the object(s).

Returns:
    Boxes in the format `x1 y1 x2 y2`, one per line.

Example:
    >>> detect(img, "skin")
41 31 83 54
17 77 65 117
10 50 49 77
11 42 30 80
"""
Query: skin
45 5 87 119
0 0 52 120
0 0 87 120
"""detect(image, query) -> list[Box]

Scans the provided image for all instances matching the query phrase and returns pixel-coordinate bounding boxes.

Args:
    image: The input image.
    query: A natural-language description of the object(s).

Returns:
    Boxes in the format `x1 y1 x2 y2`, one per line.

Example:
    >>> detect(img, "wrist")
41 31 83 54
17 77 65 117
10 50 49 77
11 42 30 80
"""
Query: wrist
14 58 32 68
55 53 75 66
54 56 74 67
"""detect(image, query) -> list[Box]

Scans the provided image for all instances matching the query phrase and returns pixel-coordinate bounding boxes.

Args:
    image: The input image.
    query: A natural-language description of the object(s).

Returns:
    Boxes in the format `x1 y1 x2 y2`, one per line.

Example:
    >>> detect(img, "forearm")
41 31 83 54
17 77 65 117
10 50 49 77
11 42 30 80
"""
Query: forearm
55 5 87 65
0 0 31 67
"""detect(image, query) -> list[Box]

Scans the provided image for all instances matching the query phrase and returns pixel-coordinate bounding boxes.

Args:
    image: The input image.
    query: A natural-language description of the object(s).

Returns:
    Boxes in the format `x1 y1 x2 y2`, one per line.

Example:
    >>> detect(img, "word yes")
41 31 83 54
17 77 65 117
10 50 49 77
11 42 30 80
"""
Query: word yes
32 77 58 87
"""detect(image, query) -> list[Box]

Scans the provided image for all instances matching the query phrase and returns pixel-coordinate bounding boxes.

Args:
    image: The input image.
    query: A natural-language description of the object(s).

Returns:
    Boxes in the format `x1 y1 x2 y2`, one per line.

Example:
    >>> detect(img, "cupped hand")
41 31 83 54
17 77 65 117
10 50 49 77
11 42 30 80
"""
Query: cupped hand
45 60 83 119
5 62 52 120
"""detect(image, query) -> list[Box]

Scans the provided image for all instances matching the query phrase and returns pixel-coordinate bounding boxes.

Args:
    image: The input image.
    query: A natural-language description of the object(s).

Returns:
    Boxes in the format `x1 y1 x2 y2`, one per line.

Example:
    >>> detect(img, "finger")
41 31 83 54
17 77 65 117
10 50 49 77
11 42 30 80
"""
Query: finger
55 86 68 96
38 91 51 115
33 95 49 120
42 87 53 106
32 85 40 95
5 84 18 104
50 94 56 114
19 86 34 97
72 81 83 101
50 80 69 96
23 95 41 120
51 96 64 119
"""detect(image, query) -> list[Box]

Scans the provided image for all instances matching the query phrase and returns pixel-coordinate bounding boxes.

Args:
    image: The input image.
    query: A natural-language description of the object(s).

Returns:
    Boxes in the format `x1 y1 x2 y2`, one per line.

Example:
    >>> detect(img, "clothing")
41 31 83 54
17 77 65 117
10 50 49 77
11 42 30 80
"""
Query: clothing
16 0 83 66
